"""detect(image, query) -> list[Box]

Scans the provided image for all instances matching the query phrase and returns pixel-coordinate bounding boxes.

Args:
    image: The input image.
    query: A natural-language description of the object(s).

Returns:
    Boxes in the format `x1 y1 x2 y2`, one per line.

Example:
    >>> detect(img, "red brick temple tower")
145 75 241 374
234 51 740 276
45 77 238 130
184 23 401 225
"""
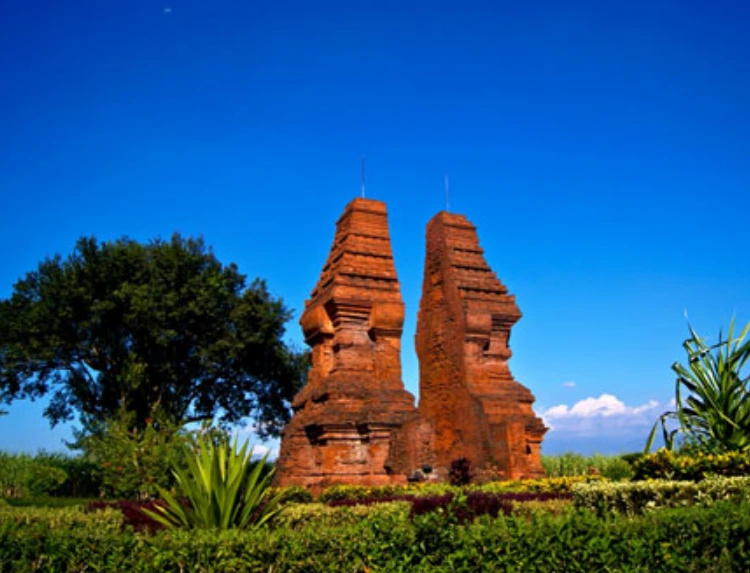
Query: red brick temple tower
274 198 417 488
414 211 547 480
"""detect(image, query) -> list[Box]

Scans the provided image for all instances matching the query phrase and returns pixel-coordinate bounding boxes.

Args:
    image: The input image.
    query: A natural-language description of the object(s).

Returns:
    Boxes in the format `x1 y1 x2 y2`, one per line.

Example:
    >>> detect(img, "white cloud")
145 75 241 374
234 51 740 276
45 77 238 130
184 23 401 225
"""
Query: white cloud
250 445 270 458
632 400 660 415
539 394 663 437
235 423 280 460
562 381 576 388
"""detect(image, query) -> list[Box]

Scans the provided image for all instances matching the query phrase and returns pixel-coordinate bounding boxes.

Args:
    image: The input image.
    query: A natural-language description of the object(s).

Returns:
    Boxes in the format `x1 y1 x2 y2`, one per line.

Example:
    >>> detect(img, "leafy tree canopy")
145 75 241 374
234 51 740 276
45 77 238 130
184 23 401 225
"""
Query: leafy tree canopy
0 234 306 438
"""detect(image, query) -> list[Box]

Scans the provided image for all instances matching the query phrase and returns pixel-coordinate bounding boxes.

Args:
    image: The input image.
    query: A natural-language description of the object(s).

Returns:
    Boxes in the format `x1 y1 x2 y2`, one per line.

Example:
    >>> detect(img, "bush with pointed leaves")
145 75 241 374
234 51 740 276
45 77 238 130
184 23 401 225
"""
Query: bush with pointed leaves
143 433 282 530
646 318 750 453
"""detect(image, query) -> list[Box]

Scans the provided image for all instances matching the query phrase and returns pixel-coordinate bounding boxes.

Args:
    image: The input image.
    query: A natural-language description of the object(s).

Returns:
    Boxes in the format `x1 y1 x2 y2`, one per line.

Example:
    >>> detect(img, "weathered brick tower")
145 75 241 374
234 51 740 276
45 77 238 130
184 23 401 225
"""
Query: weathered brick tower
414 212 546 479
274 198 417 488
275 201 546 488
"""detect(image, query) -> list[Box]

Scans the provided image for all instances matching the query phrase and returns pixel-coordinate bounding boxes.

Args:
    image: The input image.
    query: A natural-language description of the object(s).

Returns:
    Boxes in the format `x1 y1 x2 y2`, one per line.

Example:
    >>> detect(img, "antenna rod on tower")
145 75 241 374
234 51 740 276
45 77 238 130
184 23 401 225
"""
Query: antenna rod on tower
361 157 366 198
445 174 450 212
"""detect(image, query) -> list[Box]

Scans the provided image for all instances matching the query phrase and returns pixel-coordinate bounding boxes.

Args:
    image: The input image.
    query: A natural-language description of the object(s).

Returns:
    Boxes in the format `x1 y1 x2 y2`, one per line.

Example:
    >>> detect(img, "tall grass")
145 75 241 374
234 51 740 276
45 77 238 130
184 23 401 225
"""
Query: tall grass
542 452 635 480
0 452 34 498
0 451 100 498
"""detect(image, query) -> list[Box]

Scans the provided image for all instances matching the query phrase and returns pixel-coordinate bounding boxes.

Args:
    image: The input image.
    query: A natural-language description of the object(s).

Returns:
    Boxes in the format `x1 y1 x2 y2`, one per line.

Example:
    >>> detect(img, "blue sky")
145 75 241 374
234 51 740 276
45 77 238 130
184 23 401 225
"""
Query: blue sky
1 0 749 456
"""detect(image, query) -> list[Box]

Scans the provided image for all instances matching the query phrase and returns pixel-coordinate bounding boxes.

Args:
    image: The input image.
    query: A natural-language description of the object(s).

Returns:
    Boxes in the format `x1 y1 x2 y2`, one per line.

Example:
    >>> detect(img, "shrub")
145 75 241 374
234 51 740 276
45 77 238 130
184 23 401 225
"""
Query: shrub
42 453 100 497
6 500 750 571
275 501 411 530
86 499 167 532
646 318 750 453
470 475 604 494
267 485 314 505
317 483 374 503
509 498 572 518
633 448 750 480
315 475 601 506
620 451 644 465
77 410 190 500
325 490 571 524
0 504 122 531
143 434 282 530
572 475 750 516
24 465 68 498
0 451 101 499
449 457 473 486
0 452 33 498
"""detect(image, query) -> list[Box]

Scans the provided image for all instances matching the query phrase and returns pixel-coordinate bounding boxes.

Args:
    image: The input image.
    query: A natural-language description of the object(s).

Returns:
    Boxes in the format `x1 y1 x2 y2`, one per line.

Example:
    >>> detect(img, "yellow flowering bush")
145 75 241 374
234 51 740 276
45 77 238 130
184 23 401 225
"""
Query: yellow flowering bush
633 448 750 480
316 475 605 503
573 475 750 516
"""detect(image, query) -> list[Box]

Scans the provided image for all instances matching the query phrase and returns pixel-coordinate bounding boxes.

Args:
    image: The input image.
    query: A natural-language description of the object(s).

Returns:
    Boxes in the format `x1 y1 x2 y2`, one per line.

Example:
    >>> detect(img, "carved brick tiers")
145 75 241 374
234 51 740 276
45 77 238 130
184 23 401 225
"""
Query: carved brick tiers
274 198 417 488
414 212 547 479
275 200 547 489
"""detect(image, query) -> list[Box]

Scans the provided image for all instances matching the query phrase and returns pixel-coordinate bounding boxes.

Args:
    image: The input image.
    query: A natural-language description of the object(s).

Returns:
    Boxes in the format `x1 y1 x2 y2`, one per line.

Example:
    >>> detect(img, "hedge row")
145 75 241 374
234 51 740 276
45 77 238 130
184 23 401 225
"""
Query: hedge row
315 475 601 503
634 449 750 480
573 475 750 516
0 504 122 531
0 452 100 499
3 501 750 571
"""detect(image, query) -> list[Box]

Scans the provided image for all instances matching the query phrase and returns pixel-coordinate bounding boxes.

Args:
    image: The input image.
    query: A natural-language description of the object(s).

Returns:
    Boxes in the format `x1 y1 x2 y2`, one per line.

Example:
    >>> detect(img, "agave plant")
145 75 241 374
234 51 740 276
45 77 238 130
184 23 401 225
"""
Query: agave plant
143 433 282 529
645 318 750 453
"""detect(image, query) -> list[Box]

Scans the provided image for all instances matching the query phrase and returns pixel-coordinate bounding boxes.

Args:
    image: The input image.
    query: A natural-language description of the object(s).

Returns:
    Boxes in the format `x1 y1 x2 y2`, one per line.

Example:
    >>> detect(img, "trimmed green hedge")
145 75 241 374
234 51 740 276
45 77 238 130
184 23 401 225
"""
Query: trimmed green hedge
315 476 602 504
634 449 750 480
572 475 750 516
275 501 411 530
0 451 101 499
0 504 122 530
2 500 750 571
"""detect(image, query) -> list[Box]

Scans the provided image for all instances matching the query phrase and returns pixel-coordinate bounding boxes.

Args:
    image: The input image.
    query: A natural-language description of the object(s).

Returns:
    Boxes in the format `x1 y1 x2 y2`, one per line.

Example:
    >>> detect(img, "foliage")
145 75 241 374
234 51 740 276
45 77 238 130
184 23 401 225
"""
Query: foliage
323 490 571 523
509 498 573 518
468 474 605 494
646 318 750 453
572 475 750 516
76 409 190 499
4 499 750 571
0 451 100 499
86 499 168 532
266 485 314 505
0 234 306 437
633 447 750 480
316 475 602 504
542 452 634 480
619 451 644 465
24 465 67 498
0 452 32 498
2 497 94 509
143 434 282 530
318 483 396 503
0 504 122 531
448 457 474 486
274 501 411 530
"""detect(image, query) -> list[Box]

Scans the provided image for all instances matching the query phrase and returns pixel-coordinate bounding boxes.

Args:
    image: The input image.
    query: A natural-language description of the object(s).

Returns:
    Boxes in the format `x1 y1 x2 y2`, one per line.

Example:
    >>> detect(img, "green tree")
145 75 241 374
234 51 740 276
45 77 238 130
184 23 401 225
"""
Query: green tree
646 318 750 453
79 409 190 499
0 234 306 438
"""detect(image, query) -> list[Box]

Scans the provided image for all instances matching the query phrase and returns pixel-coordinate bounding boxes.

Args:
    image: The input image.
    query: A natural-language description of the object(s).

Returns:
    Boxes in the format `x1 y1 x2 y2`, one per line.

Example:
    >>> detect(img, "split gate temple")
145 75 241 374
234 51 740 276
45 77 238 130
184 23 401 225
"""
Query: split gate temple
275 198 546 488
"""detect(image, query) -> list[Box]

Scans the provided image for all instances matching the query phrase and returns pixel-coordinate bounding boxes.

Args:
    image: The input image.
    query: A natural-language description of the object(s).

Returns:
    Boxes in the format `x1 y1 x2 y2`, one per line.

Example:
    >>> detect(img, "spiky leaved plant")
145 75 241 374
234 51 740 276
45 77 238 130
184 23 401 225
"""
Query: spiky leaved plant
143 433 282 529
646 318 750 453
